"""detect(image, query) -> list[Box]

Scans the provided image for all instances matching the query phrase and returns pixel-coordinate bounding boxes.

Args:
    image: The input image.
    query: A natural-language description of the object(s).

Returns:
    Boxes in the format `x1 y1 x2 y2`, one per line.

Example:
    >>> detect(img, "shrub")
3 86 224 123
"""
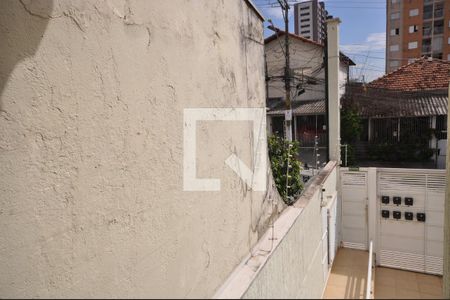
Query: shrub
268 135 303 205
341 108 362 166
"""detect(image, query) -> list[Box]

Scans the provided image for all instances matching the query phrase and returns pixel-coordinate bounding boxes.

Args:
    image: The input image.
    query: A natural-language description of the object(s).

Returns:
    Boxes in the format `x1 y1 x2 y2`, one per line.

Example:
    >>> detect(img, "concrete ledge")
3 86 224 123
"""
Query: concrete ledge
295 160 337 209
213 161 338 299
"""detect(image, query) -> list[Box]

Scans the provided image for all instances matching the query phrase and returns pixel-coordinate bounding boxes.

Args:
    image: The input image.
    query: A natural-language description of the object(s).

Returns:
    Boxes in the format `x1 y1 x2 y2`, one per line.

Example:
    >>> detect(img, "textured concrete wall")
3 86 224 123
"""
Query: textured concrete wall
213 162 338 299
242 164 337 299
238 163 338 299
0 0 284 298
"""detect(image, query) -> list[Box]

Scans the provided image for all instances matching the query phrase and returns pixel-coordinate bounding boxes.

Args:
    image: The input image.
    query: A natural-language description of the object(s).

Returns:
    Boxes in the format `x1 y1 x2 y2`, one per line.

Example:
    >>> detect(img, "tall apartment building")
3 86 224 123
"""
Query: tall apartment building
294 0 328 44
386 0 450 73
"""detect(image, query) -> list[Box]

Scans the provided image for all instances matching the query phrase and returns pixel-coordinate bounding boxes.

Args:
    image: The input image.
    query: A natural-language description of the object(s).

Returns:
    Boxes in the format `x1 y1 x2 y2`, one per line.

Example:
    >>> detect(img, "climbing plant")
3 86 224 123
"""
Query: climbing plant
341 108 362 144
341 108 362 166
268 135 303 206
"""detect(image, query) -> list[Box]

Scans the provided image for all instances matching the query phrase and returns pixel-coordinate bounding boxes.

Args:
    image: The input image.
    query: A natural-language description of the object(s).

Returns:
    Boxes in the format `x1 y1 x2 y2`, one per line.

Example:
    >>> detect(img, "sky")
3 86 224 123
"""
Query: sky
253 0 387 82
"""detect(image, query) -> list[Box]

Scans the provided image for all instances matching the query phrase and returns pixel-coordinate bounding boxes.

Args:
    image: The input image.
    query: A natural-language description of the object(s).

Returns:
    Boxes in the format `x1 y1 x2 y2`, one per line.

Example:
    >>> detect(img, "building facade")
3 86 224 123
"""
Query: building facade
265 30 354 167
294 0 328 44
346 57 449 167
386 0 450 73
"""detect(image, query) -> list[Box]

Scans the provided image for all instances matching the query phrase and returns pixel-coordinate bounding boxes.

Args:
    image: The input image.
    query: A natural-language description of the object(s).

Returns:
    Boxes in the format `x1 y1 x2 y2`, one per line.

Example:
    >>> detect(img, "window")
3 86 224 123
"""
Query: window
391 0 399 3
433 37 443 52
300 6 309 11
301 30 310 34
447 54 450 61
390 28 400 36
301 24 310 28
434 20 444 34
422 38 431 53
436 115 447 140
391 12 400 20
300 12 309 17
408 58 416 64
409 8 419 17
390 44 399 52
423 23 432 36
408 41 418 49
424 5 433 19
448 37 450 45
435 3 444 18
302 18 310 22
409 25 419 33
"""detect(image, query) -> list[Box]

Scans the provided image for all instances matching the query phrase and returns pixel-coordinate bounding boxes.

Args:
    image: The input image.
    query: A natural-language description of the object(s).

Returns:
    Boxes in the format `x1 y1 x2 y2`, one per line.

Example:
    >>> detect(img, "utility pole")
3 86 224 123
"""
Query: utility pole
278 0 292 141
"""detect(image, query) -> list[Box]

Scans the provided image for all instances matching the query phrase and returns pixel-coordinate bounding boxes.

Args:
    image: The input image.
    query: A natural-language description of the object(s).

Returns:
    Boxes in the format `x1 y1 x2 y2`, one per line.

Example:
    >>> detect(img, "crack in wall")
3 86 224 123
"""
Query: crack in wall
18 0 62 19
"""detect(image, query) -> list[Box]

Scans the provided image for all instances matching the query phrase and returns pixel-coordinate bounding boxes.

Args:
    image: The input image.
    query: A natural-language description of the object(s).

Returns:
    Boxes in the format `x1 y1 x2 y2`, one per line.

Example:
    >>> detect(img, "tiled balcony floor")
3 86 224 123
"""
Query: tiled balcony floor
374 267 443 299
323 247 444 299
324 248 369 299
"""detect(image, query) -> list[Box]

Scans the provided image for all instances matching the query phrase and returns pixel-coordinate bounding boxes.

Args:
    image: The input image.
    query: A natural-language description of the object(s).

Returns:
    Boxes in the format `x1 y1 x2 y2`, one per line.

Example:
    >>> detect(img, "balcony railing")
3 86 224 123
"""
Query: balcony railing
366 241 374 299
434 27 444 35
435 9 443 18
422 45 432 53
423 11 433 19
424 10 444 20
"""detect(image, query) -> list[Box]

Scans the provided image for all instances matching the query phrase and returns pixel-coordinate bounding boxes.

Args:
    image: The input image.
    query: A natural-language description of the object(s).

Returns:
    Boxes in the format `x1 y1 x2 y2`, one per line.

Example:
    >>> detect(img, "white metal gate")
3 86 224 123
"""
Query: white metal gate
340 171 368 250
340 167 445 275
377 169 445 275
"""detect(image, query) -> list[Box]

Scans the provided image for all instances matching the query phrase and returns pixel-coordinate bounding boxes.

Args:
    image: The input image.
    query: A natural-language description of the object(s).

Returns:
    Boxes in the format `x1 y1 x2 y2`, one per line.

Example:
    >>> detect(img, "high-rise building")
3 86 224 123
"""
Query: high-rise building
386 0 450 73
294 0 328 44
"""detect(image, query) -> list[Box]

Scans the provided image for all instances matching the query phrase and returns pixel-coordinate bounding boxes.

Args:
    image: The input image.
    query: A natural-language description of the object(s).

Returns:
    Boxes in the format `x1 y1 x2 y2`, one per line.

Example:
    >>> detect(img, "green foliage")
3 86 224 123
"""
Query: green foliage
368 124 434 162
268 135 303 206
341 108 362 166
341 108 362 144
368 143 434 162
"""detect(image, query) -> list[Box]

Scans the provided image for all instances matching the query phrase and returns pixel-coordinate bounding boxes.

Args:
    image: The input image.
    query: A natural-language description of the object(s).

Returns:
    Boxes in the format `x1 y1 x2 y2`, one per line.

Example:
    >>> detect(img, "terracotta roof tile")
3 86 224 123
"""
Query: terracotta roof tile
369 57 450 92
267 99 325 116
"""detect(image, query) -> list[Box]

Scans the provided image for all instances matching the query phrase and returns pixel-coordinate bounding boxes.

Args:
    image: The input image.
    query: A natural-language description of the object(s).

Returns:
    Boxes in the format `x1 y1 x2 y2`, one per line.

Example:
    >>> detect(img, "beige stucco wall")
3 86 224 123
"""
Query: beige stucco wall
214 162 338 299
243 163 337 299
0 0 284 298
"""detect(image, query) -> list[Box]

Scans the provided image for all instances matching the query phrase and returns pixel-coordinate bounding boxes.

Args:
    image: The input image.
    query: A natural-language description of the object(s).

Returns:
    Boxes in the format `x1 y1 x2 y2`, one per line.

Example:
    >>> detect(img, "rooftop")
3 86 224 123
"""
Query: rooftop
264 27 356 66
355 92 448 118
267 98 325 116
369 57 450 92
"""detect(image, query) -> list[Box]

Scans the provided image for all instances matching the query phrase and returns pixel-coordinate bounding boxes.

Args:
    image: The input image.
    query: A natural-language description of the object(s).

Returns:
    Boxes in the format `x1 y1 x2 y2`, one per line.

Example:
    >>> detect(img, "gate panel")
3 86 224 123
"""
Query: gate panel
340 171 368 250
377 170 445 275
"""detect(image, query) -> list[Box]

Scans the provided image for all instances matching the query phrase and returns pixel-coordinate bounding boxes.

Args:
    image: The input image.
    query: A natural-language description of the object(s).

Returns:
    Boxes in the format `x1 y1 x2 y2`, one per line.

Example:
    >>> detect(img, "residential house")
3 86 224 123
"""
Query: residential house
265 30 355 166
344 57 449 167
